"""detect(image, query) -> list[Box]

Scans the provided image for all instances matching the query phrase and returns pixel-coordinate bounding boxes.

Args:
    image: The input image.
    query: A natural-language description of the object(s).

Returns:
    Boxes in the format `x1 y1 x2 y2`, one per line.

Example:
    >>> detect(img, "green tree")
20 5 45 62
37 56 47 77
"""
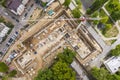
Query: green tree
0 62 9 72
111 10 120 21
75 0 81 5
113 74 120 80
110 45 120 56
91 67 120 80
57 48 76 64
100 16 109 23
106 0 120 21
71 7 81 18
8 70 17 77
52 61 76 80
86 0 109 15
63 0 71 7
91 67 112 80
35 69 53 80
2 76 8 80
0 62 17 80
102 24 112 35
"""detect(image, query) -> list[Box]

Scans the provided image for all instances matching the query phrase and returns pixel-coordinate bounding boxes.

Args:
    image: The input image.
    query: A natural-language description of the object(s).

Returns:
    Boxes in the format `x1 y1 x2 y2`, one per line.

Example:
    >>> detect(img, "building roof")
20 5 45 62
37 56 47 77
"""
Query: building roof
17 4 25 15
8 0 22 12
104 56 120 74
22 0 29 5
0 23 9 38
7 0 26 15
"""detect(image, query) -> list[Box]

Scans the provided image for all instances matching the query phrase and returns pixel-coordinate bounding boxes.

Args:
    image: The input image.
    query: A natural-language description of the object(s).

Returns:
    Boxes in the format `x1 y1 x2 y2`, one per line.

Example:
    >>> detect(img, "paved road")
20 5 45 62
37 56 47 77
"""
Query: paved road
0 6 19 52
80 0 95 10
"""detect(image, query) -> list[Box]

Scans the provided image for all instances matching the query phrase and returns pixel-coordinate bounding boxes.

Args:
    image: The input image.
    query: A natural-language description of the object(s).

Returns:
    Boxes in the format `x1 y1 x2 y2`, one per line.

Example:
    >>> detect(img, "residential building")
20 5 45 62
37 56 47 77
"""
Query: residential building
0 23 10 42
104 56 120 74
7 0 29 15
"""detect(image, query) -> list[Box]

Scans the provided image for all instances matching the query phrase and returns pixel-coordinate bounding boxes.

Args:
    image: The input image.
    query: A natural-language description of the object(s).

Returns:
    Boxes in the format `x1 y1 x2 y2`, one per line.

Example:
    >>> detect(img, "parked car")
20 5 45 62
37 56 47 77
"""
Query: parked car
16 19 19 22
24 13 28 17
4 12 8 15
8 38 13 43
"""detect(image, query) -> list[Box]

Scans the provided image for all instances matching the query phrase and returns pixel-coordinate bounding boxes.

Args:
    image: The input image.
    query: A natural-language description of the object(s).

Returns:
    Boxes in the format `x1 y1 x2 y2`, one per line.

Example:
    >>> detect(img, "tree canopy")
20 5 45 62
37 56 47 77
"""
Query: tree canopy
86 0 109 15
0 62 9 72
63 0 71 7
57 48 76 64
34 48 76 80
51 61 76 80
91 67 120 80
106 0 120 21
102 24 112 35
71 7 81 18
8 70 17 77
110 44 120 56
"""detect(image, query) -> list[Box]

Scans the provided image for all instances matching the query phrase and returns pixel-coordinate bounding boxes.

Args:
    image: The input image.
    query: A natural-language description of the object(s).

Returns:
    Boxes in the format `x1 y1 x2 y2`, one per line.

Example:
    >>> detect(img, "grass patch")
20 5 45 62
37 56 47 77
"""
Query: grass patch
105 39 117 45
111 39 117 44
99 9 107 17
102 26 118 38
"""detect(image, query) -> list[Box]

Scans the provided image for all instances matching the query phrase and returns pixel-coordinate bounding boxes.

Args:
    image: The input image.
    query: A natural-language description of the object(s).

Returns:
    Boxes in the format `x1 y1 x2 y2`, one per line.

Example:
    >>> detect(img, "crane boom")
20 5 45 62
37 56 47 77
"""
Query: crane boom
21 17 102 22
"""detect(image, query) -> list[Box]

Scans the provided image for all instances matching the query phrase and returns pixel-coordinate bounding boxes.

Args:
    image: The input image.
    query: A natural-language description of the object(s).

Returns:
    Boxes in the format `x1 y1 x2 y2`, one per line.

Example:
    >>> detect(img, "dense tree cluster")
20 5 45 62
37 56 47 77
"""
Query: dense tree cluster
91 67 120 80
0 62 9 73
34 48 76 80
106 0 120 21
86 0 109 15
110 44 120 56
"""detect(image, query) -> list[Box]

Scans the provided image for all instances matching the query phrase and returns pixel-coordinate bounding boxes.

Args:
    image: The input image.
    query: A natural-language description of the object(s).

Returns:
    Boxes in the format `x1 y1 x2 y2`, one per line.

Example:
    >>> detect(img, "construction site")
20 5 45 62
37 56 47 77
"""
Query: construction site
2 9 101 79
1 0 102 77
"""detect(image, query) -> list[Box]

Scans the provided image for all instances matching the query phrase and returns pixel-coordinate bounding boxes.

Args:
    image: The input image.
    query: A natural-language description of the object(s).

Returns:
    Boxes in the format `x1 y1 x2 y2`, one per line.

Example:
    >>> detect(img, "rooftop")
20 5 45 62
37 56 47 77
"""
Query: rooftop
104 56 120 74
8 0 21 12
7 0 29 15
0 23 9 38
